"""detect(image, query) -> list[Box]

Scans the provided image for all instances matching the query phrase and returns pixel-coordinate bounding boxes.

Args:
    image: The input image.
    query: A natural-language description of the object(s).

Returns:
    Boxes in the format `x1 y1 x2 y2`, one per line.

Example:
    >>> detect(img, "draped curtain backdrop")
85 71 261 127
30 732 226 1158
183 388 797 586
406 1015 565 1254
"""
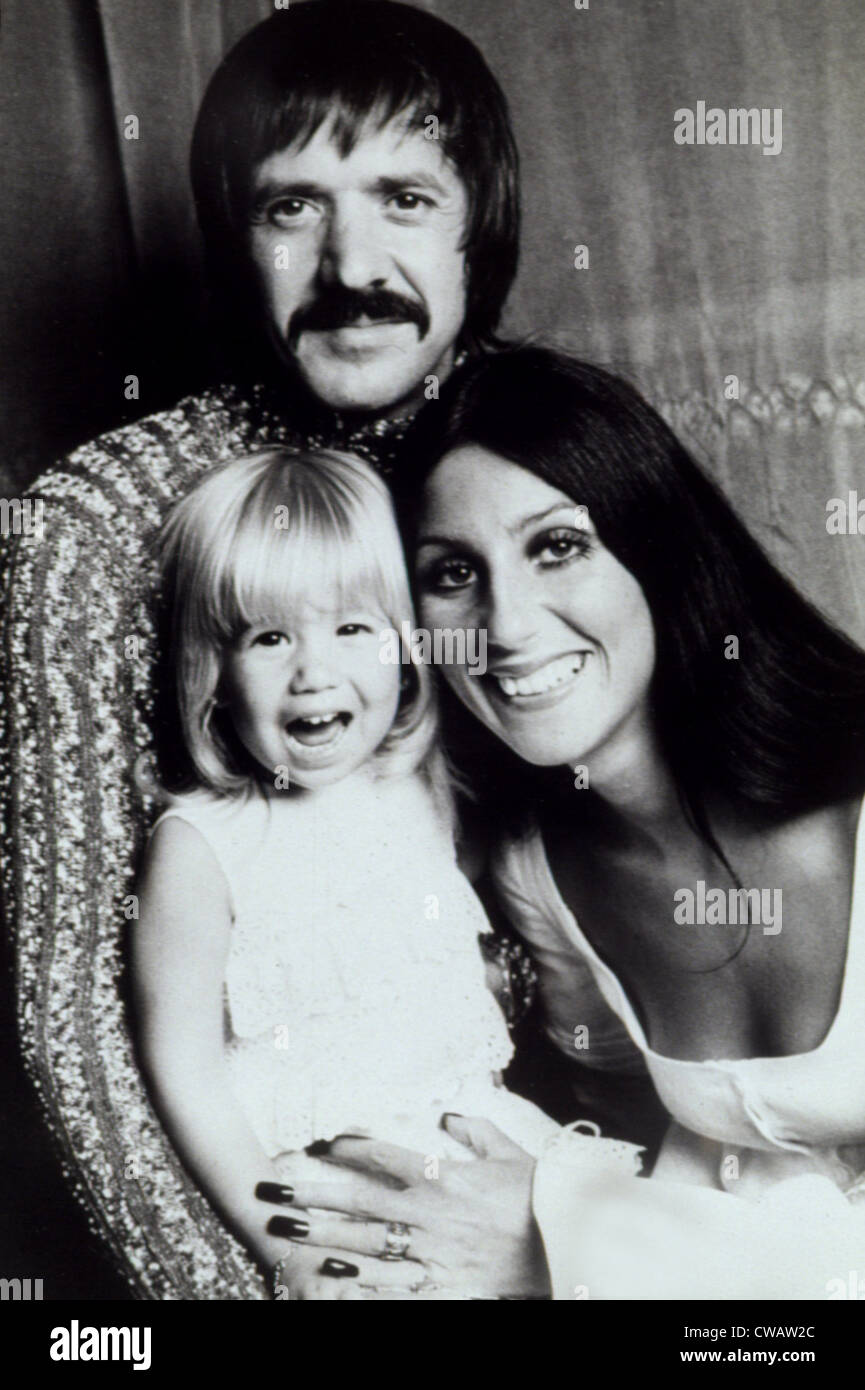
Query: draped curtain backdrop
1 0 864 642
1 0 864 1299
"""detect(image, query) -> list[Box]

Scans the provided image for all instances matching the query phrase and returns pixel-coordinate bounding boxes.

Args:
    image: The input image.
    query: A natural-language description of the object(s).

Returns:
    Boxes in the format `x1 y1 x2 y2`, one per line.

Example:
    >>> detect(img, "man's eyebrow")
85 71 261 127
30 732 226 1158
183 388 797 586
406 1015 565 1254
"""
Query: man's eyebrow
250 179 327 207
373 172 450 197
250 171 451 206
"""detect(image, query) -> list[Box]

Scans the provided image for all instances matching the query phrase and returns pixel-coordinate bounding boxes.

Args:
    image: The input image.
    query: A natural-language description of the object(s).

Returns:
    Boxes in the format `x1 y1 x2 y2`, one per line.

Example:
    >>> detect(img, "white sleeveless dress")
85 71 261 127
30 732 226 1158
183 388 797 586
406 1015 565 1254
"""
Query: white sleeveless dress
155 776 560 1167
492 799 865 1298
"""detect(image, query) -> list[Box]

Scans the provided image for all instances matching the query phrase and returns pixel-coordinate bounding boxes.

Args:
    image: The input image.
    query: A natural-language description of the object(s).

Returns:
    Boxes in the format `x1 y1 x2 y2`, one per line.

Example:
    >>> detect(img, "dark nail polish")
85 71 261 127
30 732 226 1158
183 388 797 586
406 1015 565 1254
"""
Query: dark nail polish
320 1258 359 1279
255 1182 295 1205
267 1216 309 1239
304 1138 332 1157
439 1112 464 1131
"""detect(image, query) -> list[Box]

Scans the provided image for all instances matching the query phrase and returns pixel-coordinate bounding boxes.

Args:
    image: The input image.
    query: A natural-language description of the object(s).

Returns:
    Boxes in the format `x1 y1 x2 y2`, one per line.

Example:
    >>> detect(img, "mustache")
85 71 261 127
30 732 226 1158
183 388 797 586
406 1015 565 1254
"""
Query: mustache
288 287 430 346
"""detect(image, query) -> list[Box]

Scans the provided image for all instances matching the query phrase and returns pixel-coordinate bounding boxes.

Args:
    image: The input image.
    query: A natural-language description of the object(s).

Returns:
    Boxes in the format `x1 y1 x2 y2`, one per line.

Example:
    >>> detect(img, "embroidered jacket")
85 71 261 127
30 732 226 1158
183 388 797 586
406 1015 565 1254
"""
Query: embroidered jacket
0 381 421 1299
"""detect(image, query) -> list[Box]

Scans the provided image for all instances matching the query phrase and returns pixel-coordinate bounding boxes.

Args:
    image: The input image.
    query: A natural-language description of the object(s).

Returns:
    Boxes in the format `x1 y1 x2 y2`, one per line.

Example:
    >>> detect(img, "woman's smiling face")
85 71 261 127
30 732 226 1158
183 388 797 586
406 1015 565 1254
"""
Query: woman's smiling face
414 446 657 771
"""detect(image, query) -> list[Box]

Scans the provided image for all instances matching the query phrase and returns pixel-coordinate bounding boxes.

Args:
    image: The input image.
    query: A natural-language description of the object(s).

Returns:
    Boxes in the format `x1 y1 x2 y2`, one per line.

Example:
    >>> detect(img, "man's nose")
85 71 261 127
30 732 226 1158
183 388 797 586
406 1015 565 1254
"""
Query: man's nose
318 203 391 289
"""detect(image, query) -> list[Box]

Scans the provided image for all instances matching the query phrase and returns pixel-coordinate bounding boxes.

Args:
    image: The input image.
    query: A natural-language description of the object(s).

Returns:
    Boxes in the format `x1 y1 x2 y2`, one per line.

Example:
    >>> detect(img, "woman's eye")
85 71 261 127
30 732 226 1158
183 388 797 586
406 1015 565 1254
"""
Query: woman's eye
421 558 477 592
251 630 288 648
337 622 373 636
532 529 591 566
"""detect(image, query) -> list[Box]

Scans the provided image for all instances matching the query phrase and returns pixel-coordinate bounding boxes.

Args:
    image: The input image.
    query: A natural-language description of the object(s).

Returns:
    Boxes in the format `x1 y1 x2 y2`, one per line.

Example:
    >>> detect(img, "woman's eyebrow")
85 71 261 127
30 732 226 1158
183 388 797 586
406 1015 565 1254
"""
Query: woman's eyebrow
417 503 575 550
416 534 470 551
511 502 577 533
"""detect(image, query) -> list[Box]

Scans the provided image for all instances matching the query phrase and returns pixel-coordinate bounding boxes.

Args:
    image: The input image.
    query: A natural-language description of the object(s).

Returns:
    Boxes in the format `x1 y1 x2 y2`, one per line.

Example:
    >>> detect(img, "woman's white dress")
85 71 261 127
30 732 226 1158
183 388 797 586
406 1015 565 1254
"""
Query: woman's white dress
493 801 865 1299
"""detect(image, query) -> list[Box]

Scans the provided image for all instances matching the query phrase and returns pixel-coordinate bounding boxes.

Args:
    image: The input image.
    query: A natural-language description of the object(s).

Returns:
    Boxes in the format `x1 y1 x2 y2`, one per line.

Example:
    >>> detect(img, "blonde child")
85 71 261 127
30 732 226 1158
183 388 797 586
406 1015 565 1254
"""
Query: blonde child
132 448 560 1300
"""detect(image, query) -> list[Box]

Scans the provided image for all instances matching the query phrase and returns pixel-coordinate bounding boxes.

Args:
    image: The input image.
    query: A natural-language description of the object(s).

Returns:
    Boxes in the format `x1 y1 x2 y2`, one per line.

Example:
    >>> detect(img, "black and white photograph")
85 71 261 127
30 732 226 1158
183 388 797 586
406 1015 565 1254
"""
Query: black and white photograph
1 0 864 1349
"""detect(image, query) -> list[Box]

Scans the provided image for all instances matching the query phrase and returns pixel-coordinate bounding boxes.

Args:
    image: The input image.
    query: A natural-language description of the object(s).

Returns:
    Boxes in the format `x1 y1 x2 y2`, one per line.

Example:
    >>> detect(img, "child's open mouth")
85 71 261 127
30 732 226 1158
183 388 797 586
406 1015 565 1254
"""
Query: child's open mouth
285 712 351 750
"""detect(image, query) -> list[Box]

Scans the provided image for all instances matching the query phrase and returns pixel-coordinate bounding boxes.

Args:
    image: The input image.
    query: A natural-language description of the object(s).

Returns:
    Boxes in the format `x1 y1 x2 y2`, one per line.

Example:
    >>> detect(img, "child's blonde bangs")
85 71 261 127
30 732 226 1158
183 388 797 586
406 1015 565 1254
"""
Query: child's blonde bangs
223 477 399 639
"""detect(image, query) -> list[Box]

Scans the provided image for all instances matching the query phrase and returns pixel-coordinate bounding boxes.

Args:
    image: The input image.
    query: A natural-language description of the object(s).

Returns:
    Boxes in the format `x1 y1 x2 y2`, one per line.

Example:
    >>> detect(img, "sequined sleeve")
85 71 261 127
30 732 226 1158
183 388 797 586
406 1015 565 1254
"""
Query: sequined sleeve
0 428 269 1298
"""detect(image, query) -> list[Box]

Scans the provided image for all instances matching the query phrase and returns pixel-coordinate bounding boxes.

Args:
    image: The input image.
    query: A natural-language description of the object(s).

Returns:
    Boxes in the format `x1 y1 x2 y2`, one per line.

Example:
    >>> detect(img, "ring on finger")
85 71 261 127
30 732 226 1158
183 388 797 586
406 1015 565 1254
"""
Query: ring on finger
379 1220 412 1261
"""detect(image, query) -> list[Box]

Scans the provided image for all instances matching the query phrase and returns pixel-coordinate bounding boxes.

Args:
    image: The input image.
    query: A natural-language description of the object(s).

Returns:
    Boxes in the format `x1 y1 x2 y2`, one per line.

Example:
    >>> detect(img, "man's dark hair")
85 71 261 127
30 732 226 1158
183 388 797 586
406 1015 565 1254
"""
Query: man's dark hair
190 0 520 368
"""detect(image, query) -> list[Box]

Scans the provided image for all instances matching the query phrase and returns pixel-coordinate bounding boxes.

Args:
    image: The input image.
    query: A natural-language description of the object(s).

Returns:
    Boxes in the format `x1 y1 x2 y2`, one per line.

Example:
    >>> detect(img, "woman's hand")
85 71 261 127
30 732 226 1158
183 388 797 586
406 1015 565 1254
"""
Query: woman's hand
256 1116 552 1299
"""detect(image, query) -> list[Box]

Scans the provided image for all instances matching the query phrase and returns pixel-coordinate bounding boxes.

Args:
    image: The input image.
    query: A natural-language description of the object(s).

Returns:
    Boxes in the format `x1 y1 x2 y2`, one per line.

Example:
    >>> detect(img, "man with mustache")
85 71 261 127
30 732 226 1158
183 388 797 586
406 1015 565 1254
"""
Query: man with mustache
0 0 522 1298
185 0 518 465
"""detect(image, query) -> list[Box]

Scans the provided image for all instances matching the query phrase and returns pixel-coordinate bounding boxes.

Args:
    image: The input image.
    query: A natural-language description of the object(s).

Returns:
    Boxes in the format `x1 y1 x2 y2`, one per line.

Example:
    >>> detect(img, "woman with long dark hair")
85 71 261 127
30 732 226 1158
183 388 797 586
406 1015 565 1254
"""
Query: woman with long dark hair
255 346 865 1299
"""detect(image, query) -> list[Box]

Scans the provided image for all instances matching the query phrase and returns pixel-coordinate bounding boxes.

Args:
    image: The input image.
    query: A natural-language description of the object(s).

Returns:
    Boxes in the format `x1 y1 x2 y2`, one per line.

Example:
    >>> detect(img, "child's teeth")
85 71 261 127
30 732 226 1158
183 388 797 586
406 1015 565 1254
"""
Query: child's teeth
496 654 586 698
287 712 347 749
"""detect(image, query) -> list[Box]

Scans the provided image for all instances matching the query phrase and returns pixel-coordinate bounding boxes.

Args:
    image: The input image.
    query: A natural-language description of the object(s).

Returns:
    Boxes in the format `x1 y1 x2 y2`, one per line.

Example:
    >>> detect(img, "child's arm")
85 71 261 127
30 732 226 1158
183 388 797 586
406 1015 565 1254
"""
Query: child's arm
132 816 308 1285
